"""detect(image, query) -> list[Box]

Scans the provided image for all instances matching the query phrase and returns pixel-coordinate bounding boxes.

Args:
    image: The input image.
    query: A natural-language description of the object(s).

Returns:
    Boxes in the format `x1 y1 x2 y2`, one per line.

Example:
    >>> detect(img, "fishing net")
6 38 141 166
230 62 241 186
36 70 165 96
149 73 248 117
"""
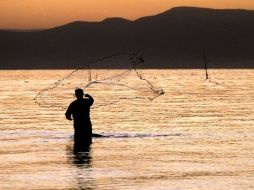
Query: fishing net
34 52 165 110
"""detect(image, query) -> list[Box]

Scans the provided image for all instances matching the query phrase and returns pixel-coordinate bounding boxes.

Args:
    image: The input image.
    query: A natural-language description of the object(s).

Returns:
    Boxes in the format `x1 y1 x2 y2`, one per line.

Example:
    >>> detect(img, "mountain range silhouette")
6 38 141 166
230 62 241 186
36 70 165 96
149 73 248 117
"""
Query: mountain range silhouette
1 7 254 69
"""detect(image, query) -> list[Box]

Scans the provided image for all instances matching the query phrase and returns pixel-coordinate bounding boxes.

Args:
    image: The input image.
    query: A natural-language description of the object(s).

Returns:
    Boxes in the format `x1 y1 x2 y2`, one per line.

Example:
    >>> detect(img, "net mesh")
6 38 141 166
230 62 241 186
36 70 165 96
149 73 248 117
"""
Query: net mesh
34 52 165 110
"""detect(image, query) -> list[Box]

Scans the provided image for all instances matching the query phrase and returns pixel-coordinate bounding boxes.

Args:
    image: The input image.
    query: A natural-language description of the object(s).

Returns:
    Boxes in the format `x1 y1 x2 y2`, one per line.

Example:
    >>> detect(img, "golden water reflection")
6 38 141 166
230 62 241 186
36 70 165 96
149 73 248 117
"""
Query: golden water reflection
0 70 254 190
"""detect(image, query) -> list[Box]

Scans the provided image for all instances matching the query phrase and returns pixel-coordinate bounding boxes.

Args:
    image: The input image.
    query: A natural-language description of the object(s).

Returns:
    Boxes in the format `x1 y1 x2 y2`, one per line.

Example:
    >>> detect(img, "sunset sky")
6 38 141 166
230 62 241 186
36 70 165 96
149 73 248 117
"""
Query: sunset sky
1 0 254 29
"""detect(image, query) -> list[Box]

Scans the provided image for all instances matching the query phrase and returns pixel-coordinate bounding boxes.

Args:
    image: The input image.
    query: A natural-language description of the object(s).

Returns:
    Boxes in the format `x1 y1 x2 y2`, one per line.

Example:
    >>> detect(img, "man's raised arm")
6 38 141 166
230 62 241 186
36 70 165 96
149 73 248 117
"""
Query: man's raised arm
85 94 94 106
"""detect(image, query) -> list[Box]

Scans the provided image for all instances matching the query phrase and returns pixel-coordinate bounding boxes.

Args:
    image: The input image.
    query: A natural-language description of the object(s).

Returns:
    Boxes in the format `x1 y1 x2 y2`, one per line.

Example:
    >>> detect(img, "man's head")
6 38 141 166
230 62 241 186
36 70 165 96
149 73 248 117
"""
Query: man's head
75 88 84 99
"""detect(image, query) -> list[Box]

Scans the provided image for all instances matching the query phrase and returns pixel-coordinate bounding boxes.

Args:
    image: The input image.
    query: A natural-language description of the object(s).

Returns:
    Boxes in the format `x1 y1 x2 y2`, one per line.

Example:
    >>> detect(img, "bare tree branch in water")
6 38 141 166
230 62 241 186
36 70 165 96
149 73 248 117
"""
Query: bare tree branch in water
203 49 210 80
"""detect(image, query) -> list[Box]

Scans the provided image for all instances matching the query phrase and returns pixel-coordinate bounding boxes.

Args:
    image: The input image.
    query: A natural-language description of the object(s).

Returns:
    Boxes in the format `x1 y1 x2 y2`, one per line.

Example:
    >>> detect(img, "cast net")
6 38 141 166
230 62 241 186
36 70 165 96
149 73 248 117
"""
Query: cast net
34 52 165 110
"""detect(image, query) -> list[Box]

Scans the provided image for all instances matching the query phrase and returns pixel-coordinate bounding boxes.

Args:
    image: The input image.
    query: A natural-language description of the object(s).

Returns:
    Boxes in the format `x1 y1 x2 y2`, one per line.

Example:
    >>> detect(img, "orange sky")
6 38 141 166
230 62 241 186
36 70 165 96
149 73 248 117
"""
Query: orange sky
1 0 254 29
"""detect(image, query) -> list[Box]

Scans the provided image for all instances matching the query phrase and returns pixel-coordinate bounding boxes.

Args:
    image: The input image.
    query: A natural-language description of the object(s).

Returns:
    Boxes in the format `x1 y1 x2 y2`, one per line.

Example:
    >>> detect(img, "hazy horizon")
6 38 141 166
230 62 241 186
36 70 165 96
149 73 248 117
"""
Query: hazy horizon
1 0 254 29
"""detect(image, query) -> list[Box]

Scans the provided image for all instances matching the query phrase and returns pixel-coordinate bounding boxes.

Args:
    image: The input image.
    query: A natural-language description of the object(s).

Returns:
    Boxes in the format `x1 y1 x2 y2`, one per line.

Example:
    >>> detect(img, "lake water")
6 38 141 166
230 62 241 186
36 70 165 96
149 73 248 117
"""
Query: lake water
0 69 254 190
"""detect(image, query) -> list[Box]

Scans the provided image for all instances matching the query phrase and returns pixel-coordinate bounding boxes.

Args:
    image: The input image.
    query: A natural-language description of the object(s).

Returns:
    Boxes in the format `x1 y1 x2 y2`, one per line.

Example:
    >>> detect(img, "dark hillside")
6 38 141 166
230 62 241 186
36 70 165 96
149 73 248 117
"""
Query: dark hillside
1 7 254 69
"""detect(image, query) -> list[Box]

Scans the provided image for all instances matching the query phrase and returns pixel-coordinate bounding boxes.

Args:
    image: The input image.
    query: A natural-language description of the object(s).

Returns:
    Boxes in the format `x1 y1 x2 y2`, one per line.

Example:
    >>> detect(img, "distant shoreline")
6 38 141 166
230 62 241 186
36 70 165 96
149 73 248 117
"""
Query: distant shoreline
1 65 254 70
1 7 254 69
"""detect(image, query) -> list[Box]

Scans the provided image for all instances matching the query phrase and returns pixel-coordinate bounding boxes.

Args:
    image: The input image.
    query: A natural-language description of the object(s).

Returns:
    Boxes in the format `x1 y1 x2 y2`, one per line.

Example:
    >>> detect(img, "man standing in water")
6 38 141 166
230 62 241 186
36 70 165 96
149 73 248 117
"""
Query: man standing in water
65 88 94 144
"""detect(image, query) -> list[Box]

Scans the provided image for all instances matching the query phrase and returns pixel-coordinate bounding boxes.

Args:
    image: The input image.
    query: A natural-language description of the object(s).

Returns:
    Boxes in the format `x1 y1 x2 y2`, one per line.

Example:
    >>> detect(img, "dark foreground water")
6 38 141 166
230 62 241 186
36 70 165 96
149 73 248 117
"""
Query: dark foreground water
0 70 254 190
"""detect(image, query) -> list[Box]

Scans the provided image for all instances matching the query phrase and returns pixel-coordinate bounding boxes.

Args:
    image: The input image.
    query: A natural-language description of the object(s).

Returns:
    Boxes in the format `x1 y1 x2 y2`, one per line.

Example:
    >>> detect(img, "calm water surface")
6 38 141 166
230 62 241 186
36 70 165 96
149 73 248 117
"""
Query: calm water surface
0 70 254 190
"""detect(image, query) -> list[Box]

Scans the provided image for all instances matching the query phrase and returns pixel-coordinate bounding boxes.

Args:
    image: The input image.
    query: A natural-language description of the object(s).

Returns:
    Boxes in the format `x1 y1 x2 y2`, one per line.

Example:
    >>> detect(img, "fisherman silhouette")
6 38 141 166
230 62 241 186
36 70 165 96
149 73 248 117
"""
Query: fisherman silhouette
65 88 94 144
